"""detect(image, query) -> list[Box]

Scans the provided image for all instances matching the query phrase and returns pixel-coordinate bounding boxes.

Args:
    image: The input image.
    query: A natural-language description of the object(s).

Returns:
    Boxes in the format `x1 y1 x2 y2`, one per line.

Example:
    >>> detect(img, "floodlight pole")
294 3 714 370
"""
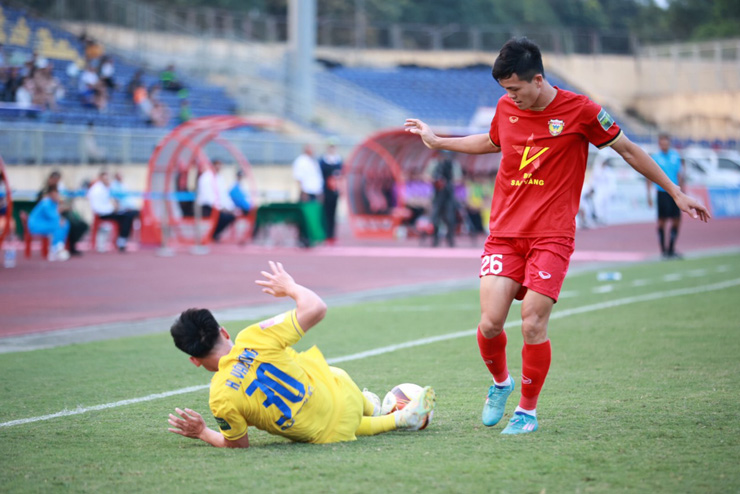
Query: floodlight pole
287 0 316 123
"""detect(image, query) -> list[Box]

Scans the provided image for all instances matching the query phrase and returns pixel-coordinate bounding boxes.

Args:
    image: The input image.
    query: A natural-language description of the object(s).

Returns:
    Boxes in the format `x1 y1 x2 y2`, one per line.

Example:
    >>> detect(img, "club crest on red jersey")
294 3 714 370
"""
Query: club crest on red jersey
509 116 519 123
548 119 564 136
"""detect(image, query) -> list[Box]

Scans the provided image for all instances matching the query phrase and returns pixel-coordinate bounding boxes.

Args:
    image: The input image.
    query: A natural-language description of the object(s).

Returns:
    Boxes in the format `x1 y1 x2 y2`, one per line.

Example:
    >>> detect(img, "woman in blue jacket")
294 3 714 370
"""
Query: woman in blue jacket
28 185 70 261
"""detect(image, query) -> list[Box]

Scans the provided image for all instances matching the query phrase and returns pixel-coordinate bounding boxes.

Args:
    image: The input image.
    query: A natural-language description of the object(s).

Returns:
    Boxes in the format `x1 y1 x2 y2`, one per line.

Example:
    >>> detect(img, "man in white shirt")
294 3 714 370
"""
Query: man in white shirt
196 160 236 242
87 170 138 252
292 145 323 203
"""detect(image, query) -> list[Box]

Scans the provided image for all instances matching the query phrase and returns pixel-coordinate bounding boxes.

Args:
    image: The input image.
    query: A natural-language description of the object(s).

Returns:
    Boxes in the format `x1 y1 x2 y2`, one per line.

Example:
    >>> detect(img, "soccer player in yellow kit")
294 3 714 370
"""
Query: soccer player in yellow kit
167 261 436 448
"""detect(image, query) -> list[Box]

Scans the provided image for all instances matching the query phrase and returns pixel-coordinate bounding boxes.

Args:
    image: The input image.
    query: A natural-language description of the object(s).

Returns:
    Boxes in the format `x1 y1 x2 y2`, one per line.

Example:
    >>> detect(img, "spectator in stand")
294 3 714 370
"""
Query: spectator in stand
32 61 64 111
15 76 34 109
2 66 22 102
149 82 162 104
178 99 192 124
133 80 152 121
126 69 144 100
36 171 88 257
160 64 185 92
78 62 107 111
149 100 171 127
196 160 236 242
98 56 116 92
87 170 139 253
28 184 70 262
84 38 105 63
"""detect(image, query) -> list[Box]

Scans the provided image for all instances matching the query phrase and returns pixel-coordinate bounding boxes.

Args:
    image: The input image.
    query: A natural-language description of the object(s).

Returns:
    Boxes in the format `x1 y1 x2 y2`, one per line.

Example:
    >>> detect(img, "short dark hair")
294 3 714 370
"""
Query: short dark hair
170 308 221 358
492 37 545 83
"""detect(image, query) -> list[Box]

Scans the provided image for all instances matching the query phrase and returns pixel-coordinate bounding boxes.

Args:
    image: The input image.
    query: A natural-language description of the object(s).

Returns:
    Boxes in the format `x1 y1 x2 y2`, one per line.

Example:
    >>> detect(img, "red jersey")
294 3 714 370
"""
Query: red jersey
488 87 622 238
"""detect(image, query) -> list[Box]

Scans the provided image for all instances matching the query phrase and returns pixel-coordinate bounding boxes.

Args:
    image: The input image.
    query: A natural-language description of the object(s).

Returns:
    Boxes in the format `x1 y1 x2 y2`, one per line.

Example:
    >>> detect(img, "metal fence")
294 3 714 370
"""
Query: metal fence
30 0 641 56
0 123 350 166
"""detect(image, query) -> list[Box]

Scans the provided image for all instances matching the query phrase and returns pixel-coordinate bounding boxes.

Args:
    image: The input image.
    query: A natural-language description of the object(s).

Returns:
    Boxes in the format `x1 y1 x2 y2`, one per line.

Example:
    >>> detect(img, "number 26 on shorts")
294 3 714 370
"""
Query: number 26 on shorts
480 254 503 276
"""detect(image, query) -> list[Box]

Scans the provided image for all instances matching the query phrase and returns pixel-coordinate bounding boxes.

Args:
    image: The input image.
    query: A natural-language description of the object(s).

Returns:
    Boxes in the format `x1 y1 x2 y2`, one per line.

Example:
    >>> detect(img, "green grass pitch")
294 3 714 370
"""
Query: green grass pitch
1 253 739 493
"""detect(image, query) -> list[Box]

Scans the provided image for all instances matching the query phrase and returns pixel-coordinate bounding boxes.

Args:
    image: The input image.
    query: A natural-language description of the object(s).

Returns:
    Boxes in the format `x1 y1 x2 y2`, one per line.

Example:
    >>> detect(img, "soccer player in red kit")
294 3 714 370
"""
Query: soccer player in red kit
405 37 710 434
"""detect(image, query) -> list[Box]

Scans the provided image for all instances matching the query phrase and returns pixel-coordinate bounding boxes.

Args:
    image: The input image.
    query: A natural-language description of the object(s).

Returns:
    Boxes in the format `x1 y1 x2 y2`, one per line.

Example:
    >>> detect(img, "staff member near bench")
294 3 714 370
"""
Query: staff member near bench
87 170 138 253
196 160 236 242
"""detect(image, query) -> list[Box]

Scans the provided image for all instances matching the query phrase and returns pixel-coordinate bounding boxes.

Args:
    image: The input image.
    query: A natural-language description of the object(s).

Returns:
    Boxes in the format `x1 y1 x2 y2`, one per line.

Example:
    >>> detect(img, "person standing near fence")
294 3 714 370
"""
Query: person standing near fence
196 160 236 242
318 139 343 245
293 145 323 204
424 149 462 247
648 133 685 259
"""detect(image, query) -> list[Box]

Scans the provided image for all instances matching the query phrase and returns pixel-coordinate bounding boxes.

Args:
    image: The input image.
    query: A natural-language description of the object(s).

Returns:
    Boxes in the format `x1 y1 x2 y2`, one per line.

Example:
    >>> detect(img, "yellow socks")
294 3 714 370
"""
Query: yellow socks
355 414 397 436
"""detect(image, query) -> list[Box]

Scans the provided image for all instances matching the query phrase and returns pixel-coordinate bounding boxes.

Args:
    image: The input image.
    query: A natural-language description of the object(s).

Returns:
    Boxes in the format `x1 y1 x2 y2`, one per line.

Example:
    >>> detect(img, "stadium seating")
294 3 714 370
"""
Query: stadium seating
322 65 635 137
0 5 237 129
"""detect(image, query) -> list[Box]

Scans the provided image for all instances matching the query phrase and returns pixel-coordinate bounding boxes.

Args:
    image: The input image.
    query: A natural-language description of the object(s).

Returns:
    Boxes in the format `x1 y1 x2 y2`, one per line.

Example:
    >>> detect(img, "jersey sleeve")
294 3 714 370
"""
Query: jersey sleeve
237 310 305 352
488 107 501 148
580 99 623 149
210 388 248 441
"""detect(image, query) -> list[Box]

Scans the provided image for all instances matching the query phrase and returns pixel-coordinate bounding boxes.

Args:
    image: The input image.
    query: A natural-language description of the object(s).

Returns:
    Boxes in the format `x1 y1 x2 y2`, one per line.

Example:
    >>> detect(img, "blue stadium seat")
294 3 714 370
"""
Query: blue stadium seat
0 4 238 133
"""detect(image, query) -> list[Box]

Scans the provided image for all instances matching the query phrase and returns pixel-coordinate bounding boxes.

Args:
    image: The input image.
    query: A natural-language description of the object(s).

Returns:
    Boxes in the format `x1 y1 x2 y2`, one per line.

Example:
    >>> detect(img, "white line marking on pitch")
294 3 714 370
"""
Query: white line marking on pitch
2 277 740 429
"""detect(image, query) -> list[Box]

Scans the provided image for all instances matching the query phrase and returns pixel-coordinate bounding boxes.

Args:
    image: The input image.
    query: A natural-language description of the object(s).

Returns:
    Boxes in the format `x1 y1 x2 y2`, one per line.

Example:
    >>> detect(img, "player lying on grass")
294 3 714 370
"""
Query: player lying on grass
167 261 436 448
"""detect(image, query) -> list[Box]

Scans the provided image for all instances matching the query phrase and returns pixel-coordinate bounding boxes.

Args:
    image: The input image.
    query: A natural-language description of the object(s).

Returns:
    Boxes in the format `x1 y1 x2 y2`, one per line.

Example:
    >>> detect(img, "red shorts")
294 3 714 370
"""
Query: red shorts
479 236 575 302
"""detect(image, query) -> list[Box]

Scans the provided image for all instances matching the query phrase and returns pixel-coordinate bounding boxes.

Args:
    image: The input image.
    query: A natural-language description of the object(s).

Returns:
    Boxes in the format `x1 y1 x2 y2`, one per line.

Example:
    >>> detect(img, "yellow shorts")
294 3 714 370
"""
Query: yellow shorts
314 366 364 443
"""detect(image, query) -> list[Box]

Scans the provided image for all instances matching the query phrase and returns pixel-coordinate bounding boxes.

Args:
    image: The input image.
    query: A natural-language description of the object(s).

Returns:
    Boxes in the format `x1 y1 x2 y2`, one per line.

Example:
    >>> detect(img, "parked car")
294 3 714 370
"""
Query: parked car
681 147 740 187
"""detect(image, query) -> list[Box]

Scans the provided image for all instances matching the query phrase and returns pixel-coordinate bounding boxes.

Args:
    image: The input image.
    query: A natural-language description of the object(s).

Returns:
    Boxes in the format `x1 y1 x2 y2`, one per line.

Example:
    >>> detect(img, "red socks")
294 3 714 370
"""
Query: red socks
477 327 509 383
519 340 552 410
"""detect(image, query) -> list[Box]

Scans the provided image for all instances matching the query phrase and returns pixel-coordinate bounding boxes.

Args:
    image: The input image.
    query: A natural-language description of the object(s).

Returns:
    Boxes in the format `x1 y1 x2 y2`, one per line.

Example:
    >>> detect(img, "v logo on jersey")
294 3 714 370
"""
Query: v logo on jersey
513 134 550 171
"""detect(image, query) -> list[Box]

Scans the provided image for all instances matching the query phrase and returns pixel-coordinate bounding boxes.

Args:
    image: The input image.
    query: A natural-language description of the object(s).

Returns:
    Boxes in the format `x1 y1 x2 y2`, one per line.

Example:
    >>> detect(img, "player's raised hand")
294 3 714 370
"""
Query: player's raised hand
404 118 438 149
675 192 711 222
168 407 206 439
256 261 296 298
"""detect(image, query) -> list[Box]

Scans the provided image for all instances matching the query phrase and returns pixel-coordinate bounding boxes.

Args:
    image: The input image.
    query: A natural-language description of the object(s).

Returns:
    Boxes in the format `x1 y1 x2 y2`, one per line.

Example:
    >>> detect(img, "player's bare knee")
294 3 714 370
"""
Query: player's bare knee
478 316 504 339
520 310 549 343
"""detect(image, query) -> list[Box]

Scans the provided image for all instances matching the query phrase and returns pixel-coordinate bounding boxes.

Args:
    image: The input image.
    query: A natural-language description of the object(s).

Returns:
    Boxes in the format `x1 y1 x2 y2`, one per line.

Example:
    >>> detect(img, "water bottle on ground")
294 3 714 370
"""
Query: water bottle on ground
4 233 17 268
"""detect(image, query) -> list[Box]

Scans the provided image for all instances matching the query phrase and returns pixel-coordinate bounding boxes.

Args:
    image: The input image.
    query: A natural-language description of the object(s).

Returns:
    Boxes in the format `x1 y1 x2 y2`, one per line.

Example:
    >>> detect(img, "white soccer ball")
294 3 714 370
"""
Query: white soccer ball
381 382 434 430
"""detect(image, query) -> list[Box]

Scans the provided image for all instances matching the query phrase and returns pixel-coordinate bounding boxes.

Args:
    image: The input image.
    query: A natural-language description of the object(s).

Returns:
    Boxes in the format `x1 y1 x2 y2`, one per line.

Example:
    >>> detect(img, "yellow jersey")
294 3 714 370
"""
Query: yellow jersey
208 310 354 444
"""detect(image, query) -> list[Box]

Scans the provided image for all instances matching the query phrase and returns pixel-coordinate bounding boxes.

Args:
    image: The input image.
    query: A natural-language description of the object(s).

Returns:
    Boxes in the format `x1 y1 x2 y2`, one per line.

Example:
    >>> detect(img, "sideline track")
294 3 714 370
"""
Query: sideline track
2 277 739 429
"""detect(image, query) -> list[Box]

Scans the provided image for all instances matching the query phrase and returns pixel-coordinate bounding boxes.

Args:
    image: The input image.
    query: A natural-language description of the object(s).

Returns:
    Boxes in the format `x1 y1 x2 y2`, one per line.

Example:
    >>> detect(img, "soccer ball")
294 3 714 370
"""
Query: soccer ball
381 382 434 430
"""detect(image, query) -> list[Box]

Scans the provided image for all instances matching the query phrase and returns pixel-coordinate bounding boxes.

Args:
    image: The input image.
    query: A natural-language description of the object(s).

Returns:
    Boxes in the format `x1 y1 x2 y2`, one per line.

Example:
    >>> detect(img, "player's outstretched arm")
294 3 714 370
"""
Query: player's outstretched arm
612 136 710 222
404 118 500 154
168 407 250 448
255 261 327 332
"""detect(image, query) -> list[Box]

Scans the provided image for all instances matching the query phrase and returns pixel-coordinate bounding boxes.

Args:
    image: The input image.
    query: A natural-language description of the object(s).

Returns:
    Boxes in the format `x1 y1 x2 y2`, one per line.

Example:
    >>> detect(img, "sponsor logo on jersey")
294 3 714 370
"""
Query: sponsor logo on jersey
509 116 519 123
514 134 550 171
548 119 564 136
214 416 232 431
597 108 614 131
